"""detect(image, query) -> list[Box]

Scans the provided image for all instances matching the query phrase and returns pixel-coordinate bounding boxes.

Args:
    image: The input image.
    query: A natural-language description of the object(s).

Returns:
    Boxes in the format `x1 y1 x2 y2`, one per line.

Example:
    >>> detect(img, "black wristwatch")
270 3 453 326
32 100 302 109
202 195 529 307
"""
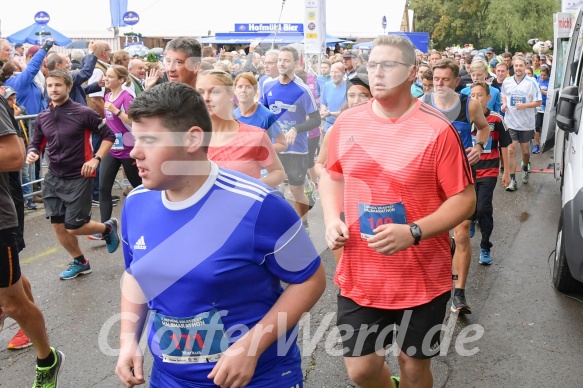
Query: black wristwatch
476 141 486 150
409 223 422 245
93 155 102 163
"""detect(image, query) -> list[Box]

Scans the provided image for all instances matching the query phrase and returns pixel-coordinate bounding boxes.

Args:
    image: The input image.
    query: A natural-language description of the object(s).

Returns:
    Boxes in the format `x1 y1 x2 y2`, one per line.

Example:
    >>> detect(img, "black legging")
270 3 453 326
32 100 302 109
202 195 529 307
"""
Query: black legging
99 154 141 222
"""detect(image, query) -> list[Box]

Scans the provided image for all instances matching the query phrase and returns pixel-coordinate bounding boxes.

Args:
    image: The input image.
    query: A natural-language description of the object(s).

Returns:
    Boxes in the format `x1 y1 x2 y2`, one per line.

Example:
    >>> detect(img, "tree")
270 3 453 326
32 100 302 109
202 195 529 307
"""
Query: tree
409 0 560 52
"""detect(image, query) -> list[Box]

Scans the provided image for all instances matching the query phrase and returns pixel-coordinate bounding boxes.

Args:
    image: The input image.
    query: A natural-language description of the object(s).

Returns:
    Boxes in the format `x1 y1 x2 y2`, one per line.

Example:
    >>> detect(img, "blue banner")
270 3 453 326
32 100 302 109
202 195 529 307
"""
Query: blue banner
110 0 128 27
234 23 303 33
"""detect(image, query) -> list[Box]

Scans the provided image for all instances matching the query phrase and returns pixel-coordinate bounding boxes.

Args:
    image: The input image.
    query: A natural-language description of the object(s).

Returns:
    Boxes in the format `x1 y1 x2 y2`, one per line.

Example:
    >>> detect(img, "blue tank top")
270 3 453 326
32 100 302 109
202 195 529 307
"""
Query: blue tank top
425 93 473 149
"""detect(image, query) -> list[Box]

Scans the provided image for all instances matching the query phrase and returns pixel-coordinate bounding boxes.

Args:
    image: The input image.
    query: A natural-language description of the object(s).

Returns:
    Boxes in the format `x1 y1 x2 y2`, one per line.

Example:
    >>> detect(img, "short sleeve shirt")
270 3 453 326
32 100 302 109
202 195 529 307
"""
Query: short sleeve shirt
501 76 542 130
121 163 320 386
325 99 473 309
208 122 276 179
104 90 134 159
0 101 18 230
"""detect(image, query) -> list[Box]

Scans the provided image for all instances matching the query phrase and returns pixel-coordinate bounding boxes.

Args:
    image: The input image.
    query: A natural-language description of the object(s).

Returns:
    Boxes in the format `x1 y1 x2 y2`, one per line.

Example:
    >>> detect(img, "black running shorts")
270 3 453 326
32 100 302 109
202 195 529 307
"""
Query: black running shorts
42 172 93 229
0 228 22 288
336 291 450 359
278 153 308 186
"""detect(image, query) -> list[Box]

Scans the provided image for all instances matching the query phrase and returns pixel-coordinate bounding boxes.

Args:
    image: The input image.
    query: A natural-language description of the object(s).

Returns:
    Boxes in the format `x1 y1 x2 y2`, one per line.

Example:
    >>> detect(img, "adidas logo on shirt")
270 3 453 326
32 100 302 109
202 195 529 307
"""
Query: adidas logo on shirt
346 136 355 144
134 236 147 250
268 91 273 96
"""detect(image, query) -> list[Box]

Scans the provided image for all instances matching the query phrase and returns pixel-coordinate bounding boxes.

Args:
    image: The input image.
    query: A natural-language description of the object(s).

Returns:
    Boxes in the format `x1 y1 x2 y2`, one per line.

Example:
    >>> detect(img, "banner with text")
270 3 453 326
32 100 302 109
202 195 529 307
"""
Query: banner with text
304 0 326 54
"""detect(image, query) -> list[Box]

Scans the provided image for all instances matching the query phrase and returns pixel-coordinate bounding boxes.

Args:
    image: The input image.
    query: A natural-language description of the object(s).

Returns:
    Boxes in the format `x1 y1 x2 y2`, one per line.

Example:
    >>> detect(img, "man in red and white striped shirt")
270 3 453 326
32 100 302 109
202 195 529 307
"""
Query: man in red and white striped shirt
320 34 476 388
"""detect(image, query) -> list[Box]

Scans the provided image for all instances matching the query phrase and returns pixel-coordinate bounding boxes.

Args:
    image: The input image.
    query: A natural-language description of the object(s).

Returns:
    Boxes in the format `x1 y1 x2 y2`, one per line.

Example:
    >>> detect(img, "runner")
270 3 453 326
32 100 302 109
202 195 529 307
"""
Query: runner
197 69 285 188
0 93 65 387
115 82 325 388
424 58 490 314
259 46 320 232
26 70 119 280
319 35 475 388
501 56 542 191
233 72 287 152
469 82 512 265
87 65 141 241
533 65 550 154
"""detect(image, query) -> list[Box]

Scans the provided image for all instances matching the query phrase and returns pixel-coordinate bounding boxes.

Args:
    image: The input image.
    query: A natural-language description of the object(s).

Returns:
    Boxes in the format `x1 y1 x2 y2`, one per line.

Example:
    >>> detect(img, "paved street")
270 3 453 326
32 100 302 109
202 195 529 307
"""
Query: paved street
2 152 583 387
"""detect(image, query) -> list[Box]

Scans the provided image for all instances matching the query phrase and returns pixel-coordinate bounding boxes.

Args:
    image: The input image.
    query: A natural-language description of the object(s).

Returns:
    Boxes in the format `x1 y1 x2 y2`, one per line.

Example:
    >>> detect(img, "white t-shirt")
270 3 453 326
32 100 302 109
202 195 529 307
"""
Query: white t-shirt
501 75 542 131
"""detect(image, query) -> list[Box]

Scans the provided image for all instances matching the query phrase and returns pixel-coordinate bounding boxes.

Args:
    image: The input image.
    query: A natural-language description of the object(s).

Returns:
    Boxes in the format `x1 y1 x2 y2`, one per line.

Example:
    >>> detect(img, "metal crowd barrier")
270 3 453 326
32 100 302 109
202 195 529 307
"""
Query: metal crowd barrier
16 114 41 199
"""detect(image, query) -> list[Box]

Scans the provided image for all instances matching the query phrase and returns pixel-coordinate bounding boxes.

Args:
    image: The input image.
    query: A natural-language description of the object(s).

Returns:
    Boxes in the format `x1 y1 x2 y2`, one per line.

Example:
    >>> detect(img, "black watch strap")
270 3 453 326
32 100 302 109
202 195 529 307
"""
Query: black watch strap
476 141 485 150
93 155 102 162
409 223 422 245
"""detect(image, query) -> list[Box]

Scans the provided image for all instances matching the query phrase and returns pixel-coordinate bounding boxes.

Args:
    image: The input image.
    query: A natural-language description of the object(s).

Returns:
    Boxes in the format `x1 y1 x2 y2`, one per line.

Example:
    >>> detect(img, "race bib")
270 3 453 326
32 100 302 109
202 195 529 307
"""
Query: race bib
472 135 492 153
510 95 526 108
358 202 407 239
112 133 124 150
152 309 229 364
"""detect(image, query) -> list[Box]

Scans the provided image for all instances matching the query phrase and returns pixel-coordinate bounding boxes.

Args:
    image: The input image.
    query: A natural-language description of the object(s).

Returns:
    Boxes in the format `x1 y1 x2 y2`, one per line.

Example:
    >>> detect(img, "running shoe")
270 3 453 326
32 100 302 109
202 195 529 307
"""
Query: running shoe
450 290 472 314
521 161 531 172
0 307 5 332
532 144 540 154
104 218 120 253
32 347 65 388
304 180 316 209
112 195 120 202
522 170 529 184
26 198 38 210
91 200 99 208
59 259 91 280
479 248 492 265
391 375 400 388
506 179 517 192
469 220 476 238
86 233 103 241
7 328 32 349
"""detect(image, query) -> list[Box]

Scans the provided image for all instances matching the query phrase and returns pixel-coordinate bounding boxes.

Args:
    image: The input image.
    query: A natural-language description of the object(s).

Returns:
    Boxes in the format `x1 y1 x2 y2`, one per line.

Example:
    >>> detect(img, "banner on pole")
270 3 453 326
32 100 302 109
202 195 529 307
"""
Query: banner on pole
304 0 326 54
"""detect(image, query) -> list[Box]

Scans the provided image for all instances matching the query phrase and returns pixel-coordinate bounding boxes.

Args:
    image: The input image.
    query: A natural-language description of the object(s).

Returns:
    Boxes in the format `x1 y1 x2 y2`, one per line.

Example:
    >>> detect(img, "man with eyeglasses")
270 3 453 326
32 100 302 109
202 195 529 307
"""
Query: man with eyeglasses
258 49 279 98
423 58 490 316
320 35 476 388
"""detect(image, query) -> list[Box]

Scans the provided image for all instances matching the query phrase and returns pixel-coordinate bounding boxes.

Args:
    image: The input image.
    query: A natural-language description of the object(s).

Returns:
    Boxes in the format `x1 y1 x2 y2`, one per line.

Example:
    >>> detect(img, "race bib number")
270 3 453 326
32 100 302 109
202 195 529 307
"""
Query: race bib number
358 202 407 239
472 135 492 153
510 95 526 107
152 309 228 364
112 133 124 150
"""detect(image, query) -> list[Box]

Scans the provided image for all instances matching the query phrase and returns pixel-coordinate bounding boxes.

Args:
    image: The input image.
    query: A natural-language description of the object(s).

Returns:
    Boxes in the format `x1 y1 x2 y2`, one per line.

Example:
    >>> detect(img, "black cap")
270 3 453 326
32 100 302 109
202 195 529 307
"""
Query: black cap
346 74 370 96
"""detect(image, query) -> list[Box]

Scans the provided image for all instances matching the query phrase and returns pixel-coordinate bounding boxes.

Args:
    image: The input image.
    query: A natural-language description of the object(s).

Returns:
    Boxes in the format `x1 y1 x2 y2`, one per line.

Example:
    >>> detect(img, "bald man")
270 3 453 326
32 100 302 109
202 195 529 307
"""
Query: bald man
320 62 347 132
86 40 112 117
127 59 146 96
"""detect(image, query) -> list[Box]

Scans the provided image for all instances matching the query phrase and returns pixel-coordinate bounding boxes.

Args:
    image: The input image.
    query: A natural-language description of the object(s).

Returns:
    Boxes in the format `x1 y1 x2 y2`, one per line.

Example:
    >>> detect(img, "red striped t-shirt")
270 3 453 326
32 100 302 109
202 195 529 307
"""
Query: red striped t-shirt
326 99 473 309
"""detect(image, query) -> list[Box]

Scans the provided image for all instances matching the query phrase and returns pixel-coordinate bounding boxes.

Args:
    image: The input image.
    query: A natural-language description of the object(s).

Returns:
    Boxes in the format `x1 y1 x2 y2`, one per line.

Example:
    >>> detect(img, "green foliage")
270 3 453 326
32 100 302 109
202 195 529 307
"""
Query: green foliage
146 53 159 63
409 0 561 52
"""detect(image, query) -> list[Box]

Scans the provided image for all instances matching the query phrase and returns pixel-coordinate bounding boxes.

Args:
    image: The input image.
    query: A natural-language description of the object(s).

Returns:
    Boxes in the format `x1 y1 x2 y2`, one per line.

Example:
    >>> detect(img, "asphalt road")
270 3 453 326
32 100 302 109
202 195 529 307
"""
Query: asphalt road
1 151 583 387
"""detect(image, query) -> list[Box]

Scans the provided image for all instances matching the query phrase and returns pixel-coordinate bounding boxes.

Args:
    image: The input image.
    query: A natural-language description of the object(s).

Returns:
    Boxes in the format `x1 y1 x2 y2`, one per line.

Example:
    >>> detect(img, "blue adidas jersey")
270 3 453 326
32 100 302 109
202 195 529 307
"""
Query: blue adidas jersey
122 162 320 387
259 76 317 154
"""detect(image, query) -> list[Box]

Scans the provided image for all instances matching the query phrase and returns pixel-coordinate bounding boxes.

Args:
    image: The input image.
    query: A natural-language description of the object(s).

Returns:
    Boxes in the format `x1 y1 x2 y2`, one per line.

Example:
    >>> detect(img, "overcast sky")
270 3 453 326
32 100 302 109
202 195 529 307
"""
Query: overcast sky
0 0 406 39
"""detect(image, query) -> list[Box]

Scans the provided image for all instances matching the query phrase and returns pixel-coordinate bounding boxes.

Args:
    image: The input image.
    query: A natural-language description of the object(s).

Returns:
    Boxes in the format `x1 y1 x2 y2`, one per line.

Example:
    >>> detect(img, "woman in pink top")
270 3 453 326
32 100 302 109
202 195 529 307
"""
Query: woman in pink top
89 65 141 240
196 69 285 188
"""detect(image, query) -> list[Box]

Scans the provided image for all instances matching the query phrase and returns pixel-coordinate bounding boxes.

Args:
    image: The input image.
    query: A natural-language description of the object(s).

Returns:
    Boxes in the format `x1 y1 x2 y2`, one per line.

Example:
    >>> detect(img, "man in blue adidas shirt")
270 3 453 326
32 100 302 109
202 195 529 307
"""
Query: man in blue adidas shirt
259 46 320 232
115 82 325 388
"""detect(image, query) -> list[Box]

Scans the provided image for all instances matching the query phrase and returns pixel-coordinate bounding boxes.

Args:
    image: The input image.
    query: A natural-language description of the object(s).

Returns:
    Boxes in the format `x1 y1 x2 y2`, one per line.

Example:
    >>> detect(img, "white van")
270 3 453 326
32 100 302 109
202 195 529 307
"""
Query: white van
541 10 583 292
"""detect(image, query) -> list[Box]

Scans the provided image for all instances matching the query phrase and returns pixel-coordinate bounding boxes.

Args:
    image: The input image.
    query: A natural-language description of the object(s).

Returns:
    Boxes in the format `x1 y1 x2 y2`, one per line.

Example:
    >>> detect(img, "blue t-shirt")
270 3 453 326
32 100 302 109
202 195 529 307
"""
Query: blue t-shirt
315 74 330 97
538 78 549 110
259 76 318 154
460 85 502 113
321 80 346 131
122 163 320 387
234 104 283 143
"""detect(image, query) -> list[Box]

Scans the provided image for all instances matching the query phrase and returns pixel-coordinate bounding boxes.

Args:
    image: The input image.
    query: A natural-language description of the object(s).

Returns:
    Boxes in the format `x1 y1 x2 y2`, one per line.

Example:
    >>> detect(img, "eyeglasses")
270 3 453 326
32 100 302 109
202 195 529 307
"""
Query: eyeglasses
367 60 413 72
